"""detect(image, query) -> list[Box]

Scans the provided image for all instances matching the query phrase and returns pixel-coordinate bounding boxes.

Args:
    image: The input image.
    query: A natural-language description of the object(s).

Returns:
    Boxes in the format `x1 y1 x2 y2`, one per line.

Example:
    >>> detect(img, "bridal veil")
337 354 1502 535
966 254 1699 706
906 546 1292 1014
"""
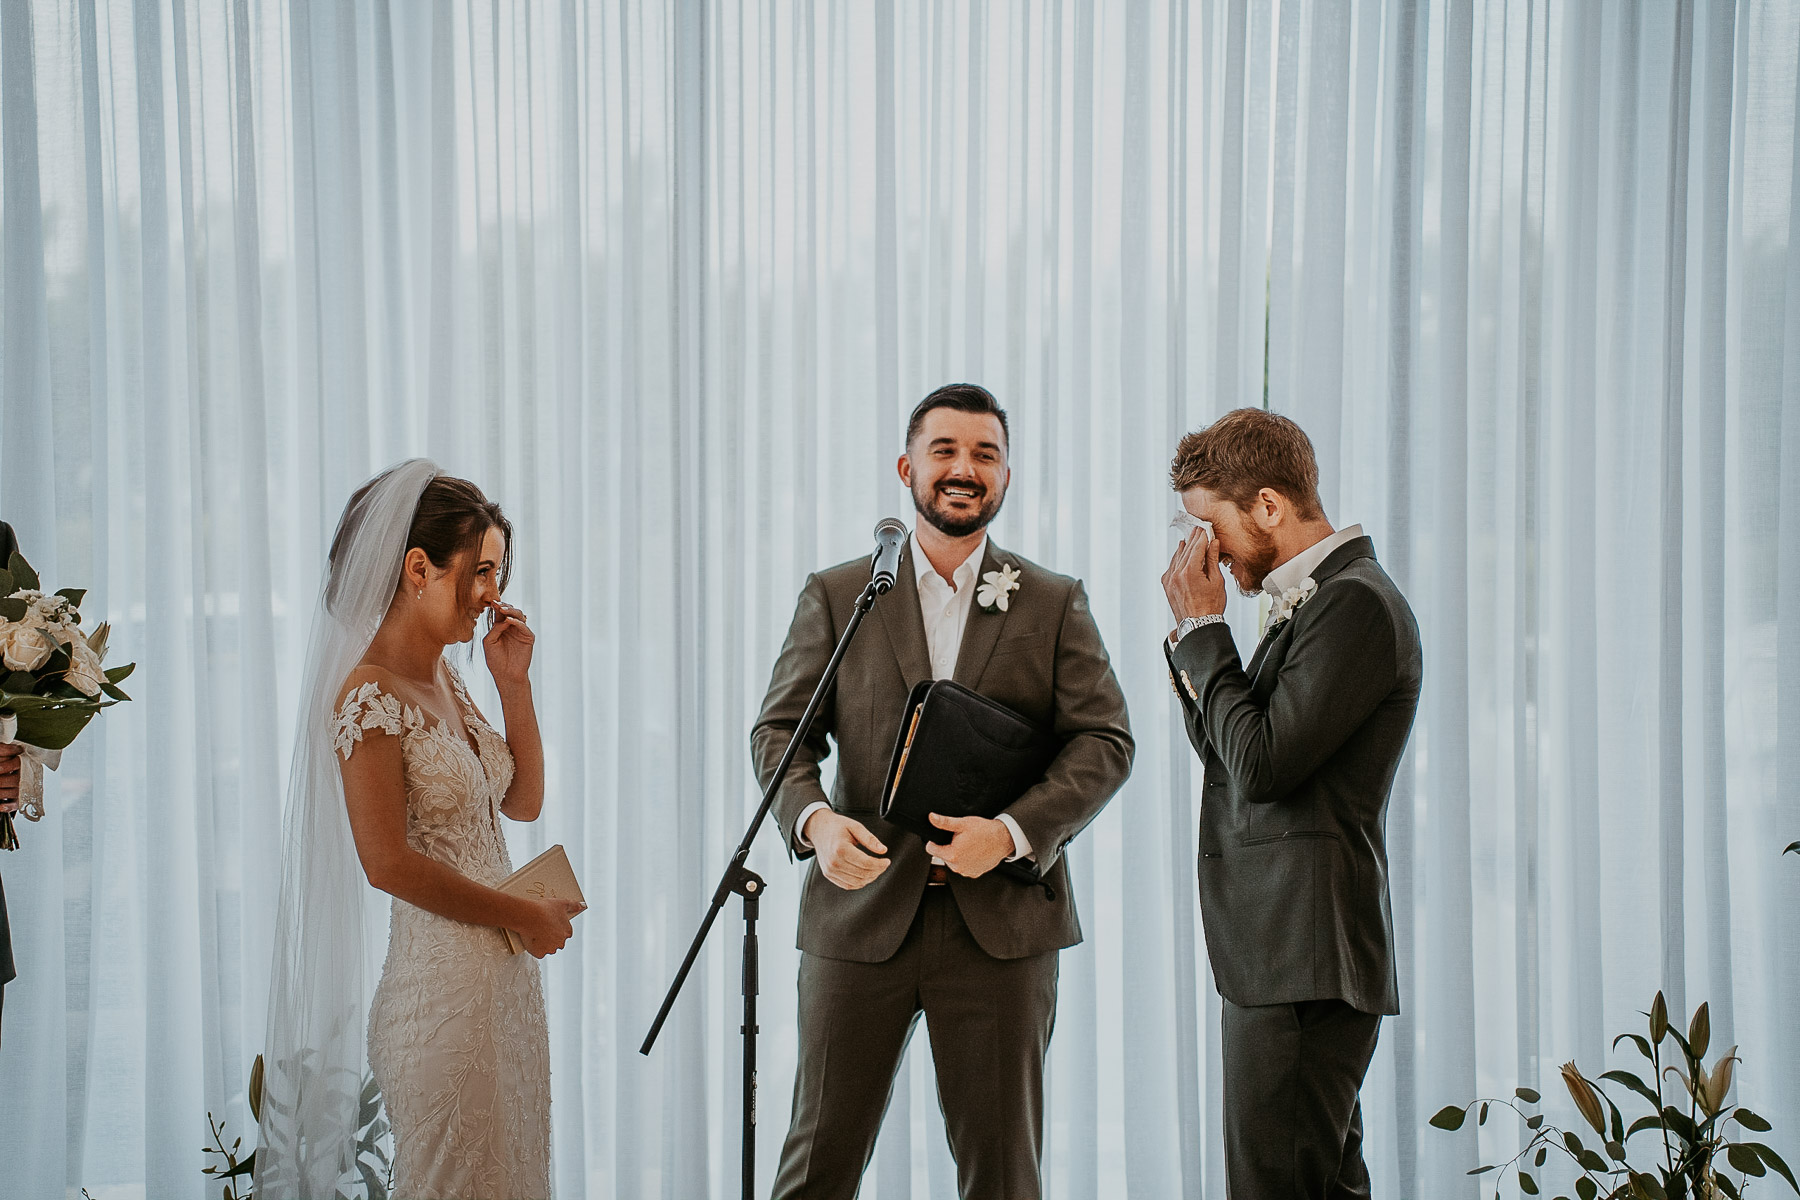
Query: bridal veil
256 459 439 1198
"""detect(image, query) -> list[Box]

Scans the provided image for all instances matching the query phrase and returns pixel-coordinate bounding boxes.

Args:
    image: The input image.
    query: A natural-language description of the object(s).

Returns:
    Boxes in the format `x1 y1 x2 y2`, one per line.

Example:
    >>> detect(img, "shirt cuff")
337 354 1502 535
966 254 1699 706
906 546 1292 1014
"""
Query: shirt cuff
794 801 832 851
996 813 1033 862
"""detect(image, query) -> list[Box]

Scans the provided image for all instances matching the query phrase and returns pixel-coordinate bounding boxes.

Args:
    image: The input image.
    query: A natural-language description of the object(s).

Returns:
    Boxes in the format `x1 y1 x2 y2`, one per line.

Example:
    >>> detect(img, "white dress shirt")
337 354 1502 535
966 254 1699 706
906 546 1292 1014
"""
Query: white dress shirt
796 531 1032 861
1261 523 1365 601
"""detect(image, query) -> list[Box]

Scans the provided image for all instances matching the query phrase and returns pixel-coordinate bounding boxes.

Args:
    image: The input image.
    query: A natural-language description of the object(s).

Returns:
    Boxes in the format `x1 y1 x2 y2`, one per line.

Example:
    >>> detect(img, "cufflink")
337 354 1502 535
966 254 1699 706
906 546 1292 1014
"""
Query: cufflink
1180 669 1199 701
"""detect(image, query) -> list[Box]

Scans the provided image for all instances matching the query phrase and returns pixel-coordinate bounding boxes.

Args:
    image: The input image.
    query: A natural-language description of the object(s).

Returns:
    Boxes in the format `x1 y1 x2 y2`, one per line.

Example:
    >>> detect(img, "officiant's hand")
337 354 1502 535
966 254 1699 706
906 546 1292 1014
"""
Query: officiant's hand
926 813 1013 879
804 809 890 890
516 896 584 958
0 741 20 812
482 600 535 692
1162 529 1227 621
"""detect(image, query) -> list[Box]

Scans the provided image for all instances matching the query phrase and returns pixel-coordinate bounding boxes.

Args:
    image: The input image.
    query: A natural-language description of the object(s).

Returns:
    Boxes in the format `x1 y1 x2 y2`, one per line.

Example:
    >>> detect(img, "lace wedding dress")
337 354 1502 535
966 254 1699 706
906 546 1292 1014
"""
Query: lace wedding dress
333 662 552 1200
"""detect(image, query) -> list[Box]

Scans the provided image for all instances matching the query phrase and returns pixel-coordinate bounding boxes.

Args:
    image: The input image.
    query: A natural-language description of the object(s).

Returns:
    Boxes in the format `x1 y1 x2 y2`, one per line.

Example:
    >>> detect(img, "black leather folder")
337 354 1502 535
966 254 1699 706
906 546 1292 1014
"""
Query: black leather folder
879 679 1060 884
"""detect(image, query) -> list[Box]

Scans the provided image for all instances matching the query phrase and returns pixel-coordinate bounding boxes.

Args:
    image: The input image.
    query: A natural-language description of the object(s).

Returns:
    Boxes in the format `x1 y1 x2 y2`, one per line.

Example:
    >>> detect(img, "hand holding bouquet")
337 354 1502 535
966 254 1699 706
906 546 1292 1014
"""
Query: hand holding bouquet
0 550 134 850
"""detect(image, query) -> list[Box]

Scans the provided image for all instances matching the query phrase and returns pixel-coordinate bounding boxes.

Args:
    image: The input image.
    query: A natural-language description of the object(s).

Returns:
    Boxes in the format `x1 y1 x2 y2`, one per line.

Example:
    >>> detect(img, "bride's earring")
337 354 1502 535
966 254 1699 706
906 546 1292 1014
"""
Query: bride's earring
417 587 424 600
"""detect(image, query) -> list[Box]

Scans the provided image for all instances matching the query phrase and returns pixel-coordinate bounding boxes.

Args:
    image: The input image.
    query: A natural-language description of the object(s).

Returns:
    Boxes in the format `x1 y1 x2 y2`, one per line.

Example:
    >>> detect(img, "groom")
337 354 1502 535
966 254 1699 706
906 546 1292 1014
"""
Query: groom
753 384 1134 1199
1161 409 1421 1199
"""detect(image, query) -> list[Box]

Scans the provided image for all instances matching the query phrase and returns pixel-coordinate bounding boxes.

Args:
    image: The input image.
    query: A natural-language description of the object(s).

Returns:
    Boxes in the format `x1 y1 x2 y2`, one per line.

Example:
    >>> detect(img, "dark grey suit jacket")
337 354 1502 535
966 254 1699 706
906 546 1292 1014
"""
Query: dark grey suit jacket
753 540 1134 962
1170 536 1420 1015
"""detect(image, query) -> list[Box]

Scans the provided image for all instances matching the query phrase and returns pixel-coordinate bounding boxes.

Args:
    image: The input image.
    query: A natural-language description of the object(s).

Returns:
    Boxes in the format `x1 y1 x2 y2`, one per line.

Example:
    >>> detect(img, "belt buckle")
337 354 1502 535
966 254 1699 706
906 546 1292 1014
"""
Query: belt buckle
927 863 950 886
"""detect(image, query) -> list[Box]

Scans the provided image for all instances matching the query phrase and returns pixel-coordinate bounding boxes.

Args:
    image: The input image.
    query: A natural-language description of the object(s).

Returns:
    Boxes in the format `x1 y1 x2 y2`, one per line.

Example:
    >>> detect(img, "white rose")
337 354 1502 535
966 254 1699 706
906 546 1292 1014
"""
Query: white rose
0 621 55 673
64 638 107 697
9 590 48 630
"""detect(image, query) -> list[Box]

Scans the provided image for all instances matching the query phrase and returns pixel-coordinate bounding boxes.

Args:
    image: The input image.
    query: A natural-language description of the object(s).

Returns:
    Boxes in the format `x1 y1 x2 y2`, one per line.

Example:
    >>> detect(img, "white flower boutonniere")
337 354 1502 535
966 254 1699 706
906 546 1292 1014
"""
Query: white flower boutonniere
1267 577 1318 632
975 564 1022 613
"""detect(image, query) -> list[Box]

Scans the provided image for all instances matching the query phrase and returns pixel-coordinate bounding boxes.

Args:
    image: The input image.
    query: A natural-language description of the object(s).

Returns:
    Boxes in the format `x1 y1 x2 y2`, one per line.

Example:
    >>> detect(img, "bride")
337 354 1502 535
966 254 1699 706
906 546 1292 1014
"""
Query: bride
258 460 582 1199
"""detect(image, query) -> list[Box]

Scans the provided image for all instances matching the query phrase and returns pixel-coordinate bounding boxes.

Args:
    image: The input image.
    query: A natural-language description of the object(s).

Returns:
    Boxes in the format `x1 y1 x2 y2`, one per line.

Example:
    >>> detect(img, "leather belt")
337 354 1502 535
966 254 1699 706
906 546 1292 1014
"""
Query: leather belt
926 863 950 886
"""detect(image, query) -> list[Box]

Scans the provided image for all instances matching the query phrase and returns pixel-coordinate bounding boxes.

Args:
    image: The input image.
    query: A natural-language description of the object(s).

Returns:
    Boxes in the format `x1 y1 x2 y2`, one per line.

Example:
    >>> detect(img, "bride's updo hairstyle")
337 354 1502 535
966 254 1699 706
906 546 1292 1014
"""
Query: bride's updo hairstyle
328 469 513 616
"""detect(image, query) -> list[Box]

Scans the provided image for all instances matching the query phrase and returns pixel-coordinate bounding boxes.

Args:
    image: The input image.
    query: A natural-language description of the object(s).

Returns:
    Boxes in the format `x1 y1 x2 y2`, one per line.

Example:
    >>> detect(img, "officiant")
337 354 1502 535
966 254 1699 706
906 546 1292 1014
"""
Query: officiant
0 518 21 1041
752 385 1134 1199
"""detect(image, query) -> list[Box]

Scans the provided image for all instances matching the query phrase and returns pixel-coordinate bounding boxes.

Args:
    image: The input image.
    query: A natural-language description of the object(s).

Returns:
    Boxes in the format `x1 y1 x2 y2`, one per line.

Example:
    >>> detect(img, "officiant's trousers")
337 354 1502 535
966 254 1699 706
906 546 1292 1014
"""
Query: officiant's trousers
773 886 1058 1200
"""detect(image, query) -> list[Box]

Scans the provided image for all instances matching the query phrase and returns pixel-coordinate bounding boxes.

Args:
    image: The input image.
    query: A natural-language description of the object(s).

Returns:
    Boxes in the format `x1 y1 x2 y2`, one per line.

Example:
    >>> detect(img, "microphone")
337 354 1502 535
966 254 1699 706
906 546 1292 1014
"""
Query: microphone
870 518 908 593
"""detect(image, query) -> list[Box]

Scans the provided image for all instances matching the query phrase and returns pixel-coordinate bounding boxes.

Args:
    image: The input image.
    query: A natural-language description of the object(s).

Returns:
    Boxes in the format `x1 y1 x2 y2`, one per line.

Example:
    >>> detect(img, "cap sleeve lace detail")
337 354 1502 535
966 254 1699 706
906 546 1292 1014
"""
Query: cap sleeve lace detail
332 681 423 760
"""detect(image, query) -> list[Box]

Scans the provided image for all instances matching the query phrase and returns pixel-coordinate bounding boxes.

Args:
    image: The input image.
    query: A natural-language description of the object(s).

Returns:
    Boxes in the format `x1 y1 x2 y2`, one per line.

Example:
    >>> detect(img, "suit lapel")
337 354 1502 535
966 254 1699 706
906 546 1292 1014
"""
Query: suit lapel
1248 621 1292 695
1245 536 1376 691
952 540 1011 687
877 541 933 689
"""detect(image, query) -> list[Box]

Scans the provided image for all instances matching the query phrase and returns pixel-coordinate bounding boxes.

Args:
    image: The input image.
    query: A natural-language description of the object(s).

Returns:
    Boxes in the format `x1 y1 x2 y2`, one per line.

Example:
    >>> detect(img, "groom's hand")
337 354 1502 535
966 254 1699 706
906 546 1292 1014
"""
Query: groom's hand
926 814 1013 878
804 809 891 891
1162 530 1227 621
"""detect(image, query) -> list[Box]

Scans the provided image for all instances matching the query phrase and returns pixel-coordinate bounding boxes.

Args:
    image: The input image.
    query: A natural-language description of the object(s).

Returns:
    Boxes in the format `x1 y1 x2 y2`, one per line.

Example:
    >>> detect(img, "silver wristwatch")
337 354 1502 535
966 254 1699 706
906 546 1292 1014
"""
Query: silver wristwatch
1174 614 1226 642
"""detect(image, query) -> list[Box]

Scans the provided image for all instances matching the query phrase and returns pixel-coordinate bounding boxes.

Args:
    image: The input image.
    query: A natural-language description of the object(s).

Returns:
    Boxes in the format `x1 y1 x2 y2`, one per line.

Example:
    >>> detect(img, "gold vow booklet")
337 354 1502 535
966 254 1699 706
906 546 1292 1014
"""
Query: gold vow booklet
497 843 586 955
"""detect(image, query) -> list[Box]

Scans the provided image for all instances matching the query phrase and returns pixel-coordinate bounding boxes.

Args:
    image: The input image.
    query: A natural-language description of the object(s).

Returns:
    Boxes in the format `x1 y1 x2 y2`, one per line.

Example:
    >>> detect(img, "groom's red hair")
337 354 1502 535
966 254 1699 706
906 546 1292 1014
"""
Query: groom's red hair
1169 408 1324 521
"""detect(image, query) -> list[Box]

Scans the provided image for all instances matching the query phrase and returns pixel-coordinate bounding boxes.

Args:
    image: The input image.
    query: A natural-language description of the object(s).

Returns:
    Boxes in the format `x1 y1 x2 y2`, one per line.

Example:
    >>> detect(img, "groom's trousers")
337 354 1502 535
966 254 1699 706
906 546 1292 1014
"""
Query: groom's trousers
772 886 1058 1200
1222 996 1382 1200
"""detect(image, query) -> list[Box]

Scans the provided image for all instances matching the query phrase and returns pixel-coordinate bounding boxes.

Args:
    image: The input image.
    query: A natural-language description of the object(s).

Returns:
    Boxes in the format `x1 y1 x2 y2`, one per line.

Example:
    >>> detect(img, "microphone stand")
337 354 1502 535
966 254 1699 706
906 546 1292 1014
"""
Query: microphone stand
640 572 891 1200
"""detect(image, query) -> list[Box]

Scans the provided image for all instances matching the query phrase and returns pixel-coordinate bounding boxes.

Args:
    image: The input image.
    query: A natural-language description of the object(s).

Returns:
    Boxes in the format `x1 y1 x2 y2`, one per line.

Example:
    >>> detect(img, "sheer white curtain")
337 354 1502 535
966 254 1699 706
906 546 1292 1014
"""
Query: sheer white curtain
1 2 1796 1198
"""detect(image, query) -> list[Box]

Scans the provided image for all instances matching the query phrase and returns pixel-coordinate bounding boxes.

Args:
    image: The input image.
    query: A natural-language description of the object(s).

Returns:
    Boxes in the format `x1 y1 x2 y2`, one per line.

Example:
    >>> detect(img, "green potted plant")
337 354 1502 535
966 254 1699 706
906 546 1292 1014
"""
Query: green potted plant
1432 992 1795 1200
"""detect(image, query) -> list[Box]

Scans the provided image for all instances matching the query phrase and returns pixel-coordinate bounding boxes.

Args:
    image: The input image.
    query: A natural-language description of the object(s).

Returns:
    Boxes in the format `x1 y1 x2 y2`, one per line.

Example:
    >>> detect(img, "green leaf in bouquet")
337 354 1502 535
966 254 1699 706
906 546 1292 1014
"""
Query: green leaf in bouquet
0 566 14 595
44 642 72 676
0 597 26 623
55 587 86 609
104 662 135 685
1 700 104 750
5 671 39 694
8 552 40 593
100 681 131 702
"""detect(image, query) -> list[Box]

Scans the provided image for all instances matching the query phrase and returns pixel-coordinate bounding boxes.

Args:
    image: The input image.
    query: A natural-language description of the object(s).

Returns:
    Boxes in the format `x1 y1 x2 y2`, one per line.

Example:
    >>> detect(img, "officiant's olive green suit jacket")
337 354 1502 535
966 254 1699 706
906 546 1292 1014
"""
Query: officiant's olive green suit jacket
752 540 1134 962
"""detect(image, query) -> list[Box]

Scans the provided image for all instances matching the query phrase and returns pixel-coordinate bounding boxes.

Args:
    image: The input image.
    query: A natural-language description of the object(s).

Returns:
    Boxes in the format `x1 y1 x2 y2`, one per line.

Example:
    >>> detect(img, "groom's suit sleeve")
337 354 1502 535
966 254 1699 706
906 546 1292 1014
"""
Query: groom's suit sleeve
1170 579 1398 806
1166 638 1210 759
750 572 838 860
998 581 1134 875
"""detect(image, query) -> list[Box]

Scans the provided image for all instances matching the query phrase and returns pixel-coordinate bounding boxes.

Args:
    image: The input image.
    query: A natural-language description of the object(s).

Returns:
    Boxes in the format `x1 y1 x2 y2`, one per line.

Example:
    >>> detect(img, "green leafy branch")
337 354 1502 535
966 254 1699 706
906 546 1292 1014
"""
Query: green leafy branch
1432 992 1796 1200
204 1053 393 1200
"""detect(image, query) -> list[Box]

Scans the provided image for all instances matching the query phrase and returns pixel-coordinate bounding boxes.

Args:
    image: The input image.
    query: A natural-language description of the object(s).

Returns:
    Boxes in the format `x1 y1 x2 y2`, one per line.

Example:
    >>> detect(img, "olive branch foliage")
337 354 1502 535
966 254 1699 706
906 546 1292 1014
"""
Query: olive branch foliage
201 1053 394 1200
1432 993 1795 1200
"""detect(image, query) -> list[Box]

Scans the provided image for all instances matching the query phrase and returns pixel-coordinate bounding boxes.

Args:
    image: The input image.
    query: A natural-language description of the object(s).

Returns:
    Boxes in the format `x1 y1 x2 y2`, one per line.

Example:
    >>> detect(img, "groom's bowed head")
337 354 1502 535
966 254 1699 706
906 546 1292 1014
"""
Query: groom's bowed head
1162 408 1334 612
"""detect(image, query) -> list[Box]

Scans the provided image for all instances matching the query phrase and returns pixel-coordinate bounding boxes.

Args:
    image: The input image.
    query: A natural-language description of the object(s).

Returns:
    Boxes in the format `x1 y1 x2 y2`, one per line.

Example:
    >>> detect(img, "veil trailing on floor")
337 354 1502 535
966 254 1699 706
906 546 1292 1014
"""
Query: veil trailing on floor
256 459 440 1198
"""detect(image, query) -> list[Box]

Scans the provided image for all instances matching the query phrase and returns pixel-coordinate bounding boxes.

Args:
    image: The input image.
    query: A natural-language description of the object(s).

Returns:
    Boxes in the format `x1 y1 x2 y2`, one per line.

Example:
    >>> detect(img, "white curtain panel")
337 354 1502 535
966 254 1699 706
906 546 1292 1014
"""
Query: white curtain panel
1 1 1796 1197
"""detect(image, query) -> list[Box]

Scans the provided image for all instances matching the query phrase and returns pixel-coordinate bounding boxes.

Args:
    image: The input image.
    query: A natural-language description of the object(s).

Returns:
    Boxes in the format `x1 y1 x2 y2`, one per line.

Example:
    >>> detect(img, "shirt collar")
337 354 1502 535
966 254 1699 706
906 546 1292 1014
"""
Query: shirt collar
912 530 987 593
1262 524 1364 597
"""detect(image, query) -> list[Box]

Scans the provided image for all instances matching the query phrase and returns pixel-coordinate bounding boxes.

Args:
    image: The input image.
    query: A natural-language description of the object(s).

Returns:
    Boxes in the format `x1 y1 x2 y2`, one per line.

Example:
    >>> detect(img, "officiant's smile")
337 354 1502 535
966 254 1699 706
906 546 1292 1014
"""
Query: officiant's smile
900 408 1011 541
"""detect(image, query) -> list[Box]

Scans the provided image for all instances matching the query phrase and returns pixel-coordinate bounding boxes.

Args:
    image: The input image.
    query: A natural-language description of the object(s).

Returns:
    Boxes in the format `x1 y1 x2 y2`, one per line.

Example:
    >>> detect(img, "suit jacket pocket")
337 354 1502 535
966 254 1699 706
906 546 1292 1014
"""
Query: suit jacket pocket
1240 829 1340 847
988 627 1057 661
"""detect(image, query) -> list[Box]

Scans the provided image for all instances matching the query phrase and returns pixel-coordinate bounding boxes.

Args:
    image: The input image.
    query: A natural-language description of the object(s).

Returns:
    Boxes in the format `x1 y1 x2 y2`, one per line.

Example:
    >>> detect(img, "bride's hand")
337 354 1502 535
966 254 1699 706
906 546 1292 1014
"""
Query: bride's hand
482 600 535 691
516 896 585 958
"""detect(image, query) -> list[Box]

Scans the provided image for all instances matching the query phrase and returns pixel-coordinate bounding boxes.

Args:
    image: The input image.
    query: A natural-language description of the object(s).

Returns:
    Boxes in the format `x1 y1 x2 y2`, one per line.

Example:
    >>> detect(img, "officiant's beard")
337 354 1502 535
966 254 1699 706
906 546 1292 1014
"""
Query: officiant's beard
913 478 1005 539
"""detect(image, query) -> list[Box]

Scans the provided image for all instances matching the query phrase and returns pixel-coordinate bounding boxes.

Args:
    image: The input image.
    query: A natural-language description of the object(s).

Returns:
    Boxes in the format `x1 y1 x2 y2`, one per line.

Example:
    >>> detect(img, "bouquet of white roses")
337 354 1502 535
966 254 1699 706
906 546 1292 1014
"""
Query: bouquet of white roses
0 550 134 850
